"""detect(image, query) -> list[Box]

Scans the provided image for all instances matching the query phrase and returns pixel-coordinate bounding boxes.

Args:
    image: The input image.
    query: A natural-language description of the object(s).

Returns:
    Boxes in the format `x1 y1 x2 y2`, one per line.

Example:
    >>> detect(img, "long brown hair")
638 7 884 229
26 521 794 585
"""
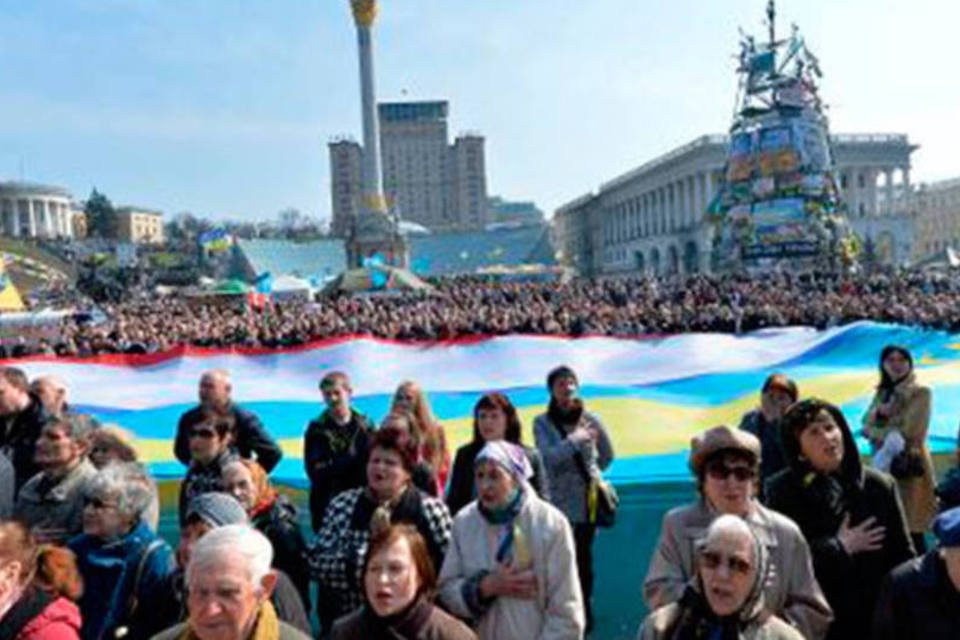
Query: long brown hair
0 521 83 601
393 381 447 472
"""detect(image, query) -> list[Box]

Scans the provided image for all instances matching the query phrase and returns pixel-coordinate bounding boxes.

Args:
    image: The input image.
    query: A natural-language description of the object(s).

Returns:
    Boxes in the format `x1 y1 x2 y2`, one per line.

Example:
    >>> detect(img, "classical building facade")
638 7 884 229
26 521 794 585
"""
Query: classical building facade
0 181 76 239
115 206 164 245
330 100 488 236
554 133 918 276
908 177 960 258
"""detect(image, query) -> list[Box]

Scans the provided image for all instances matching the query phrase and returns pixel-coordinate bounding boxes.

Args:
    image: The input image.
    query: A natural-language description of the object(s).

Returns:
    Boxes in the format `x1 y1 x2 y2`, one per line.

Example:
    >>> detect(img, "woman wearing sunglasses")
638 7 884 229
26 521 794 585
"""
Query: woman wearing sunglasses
177 413 238 525
639 515 804 639
643 425 831 640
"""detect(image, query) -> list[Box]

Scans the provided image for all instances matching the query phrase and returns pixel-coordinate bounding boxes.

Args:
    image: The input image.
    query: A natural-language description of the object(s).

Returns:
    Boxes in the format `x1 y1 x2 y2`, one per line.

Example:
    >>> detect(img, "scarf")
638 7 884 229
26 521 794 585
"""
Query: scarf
361 484 415 537
547 398 584 431
178 600 280 640
668 586 743 640
362 595 434 639
478 487 528 566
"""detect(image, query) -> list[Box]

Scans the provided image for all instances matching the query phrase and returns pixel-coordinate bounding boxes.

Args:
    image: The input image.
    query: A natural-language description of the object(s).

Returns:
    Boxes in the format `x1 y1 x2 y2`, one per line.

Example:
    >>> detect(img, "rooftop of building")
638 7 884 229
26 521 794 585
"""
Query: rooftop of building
379 100 449 123
0 180 72 198
116 205 164 217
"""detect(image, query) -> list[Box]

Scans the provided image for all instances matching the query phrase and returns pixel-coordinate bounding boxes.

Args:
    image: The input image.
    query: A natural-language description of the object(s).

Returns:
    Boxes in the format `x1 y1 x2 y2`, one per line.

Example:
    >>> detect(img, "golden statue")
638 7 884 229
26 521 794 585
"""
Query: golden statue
350 0 377 28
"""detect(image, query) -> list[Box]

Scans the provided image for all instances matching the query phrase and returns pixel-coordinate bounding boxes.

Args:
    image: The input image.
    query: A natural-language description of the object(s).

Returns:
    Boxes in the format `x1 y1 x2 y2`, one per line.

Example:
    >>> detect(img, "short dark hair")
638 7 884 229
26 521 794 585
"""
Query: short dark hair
472 393 522 445
782 398 843 443
0 367 29 392
370 426 419 473
761 373 798 402
363 523 437 599
319 371 351 392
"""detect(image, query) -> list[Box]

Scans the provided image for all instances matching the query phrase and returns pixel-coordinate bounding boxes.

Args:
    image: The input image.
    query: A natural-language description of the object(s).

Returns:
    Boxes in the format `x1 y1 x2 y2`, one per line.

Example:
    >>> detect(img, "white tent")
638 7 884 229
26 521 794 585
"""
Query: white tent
271 274 313 299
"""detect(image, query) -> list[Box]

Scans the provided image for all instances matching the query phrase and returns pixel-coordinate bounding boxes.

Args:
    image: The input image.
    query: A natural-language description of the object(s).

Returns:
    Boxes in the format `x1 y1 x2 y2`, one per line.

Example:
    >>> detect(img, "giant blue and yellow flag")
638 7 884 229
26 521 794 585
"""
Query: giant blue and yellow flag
6 321 960 486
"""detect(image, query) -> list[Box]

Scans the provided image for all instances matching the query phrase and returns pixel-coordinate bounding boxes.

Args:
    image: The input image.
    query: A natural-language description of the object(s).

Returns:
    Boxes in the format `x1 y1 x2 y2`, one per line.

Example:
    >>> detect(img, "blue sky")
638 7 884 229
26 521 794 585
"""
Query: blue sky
0 0 956 223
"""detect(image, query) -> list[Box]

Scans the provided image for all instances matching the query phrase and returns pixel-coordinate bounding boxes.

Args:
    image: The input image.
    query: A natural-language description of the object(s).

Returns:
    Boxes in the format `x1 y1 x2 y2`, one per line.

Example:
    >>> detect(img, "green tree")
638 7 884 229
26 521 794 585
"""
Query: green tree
84 188 118 238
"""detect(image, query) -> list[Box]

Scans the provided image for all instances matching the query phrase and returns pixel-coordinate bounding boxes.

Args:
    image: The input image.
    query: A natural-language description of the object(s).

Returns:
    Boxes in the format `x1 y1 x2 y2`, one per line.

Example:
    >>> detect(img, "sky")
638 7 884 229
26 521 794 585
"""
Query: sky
0 0 957 223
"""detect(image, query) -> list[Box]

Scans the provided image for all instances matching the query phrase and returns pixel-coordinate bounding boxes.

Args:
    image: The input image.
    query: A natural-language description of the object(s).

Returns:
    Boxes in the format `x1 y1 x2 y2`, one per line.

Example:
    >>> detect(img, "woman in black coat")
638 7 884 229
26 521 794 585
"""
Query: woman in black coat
445 392 550 516
766 398 915 640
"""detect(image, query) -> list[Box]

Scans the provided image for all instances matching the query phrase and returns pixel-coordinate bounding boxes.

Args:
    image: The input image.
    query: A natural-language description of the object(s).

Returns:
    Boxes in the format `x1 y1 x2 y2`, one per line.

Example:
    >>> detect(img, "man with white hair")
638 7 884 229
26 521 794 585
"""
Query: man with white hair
174 369 282 472
638 515 803 639
151 525 310 640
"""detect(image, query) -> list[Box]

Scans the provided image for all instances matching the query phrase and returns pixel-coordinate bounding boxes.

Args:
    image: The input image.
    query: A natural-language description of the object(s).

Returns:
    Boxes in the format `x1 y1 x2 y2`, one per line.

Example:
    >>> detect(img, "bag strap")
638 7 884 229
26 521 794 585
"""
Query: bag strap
116 539 164 636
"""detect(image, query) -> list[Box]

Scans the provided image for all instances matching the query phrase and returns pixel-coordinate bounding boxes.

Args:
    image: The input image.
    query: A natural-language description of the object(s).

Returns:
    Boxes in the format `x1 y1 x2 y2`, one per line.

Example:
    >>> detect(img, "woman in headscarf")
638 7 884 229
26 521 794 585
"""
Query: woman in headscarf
638 515 804 640
446 393 550 516
391 381 451 495
767 399 914 640
438 440 584 639
221 459 310 610
643 425 831 639
862 345 937 553
308 427 453 633
330 524 477 640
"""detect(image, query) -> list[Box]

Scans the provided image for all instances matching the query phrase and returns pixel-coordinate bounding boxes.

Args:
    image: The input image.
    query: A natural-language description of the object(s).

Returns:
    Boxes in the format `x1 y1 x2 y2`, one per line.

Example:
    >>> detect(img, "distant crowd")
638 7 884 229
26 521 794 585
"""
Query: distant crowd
5 270 960 358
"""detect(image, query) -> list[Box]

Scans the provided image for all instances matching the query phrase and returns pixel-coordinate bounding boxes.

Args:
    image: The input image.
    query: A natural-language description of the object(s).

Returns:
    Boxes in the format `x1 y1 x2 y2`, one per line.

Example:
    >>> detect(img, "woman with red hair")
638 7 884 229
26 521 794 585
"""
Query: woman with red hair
0 520 83 640
221 458 310 610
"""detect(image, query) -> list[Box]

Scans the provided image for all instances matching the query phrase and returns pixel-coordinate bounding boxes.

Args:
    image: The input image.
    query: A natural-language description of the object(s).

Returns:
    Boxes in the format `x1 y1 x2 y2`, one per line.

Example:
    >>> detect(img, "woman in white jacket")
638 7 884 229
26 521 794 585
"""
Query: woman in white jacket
438 441 585 639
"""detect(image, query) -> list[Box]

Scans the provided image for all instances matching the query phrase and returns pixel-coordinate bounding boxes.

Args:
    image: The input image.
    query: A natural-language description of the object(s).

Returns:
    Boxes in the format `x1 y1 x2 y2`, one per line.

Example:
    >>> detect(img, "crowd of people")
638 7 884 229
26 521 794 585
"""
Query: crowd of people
1 344 960 639
6 270 960 358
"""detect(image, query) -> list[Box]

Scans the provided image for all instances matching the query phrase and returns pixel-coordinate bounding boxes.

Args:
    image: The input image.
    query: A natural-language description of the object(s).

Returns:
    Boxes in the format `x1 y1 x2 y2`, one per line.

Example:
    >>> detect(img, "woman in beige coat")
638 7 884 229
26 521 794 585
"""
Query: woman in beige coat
438 441 584 640
862 344 937 552
643 426 831 640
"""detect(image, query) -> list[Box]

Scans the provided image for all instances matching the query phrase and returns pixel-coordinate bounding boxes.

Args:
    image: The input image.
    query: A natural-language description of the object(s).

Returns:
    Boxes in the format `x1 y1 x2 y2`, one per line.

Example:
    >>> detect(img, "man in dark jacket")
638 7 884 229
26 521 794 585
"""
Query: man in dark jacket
173 369 281 472
766 398 915 640
873 506 960 639
0 366 51 493
303 371 373 532
739 373 797 489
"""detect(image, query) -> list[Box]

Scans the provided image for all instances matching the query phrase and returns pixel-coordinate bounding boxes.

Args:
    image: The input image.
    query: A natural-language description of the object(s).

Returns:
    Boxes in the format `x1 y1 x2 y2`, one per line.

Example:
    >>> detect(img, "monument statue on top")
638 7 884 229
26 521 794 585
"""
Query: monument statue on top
345 0 408 269
708 0 857 272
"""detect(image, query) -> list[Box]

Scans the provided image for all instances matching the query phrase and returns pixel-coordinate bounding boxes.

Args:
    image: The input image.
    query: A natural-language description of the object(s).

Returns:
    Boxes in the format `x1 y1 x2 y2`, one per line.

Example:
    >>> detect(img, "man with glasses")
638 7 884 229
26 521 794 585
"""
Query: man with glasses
639 515 805 639
174 369 282 473
643 425 831 639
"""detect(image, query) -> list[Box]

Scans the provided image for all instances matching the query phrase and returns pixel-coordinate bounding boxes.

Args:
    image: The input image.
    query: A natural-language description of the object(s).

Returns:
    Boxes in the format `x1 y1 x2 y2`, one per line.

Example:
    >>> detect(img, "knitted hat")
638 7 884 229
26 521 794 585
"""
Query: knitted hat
546 365 578 391
186 492 248 528
933 506 960 548
689 425 761 476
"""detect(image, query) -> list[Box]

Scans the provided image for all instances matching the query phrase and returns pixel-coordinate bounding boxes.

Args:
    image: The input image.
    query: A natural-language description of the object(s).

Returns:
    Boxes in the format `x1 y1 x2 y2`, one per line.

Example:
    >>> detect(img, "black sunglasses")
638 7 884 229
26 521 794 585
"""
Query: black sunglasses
190 429 216 439
705 463 756 482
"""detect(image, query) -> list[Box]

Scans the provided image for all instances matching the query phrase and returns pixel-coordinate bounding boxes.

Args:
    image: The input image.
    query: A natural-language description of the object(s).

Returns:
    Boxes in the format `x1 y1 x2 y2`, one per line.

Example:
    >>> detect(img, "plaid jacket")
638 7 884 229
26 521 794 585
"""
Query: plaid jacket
307 486 452 619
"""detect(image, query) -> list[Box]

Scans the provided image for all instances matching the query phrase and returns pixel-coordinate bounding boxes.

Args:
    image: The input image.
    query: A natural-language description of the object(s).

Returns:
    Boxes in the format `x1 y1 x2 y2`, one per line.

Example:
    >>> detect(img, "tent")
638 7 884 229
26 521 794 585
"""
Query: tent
271 275 313 300
0 270 25 312
322 264 434 295
212 279 251 295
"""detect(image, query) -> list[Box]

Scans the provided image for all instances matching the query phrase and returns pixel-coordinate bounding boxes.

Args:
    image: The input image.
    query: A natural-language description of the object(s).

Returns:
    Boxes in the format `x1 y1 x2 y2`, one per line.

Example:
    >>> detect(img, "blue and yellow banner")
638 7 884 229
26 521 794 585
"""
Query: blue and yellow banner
6 322 960 486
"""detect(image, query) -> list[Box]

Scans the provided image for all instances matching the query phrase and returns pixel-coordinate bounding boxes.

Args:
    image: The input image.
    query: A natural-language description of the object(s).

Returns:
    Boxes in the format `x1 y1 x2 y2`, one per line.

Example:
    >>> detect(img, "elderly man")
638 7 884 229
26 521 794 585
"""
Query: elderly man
151 524 311 640
31 375 69 418
0 366 51 491
638 515 804 639
174 370 282 472
873 506 960 639
155 493 310 635
644 425 831 639
14 414 97 544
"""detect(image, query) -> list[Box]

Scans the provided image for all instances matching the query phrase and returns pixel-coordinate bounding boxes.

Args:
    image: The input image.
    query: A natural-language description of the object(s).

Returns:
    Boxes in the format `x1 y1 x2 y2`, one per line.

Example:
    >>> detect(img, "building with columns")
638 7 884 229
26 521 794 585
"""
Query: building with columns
907 177 960 258
0 181 76 239
554 133 918 276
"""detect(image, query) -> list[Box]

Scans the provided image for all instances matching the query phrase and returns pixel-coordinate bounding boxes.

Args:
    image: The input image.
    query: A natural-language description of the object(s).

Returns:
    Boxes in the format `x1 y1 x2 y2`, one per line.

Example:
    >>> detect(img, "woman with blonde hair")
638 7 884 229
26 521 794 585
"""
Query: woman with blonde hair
391 381 450 494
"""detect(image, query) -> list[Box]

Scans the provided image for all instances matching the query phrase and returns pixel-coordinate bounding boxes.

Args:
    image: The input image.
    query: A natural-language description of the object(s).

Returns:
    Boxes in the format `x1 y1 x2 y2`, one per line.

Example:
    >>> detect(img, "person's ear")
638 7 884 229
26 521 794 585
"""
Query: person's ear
259 570 278 599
